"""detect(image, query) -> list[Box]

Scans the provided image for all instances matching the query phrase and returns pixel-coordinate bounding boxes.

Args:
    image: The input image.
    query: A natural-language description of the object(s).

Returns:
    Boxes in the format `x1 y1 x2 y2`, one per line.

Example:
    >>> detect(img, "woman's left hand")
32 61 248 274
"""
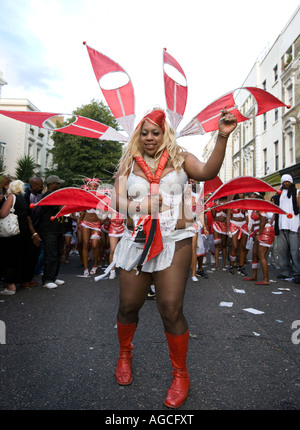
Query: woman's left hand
218 109 237 136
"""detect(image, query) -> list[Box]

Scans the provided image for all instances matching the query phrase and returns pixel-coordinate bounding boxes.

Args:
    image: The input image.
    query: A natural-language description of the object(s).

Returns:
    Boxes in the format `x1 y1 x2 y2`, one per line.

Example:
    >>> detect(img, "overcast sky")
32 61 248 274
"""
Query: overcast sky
0 0 299 159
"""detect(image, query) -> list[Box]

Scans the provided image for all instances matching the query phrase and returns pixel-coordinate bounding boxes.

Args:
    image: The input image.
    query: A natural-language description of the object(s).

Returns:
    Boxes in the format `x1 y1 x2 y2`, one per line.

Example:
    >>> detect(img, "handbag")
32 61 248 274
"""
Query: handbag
0 195 20 237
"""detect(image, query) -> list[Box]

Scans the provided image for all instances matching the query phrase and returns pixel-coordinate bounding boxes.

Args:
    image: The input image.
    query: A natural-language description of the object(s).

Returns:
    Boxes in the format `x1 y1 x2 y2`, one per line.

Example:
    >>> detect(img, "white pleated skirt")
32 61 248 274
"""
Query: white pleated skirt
113 226 195 273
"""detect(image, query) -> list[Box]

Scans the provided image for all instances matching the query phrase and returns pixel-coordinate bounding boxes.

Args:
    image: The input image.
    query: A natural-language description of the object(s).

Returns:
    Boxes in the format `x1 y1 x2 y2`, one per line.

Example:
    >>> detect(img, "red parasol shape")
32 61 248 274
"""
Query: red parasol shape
163 48 188 131
210 198 287 215
84 42 135 136
205 176 276 204
178 87 290 137
30 188 116 219
0 110 127 142
203 176 223 197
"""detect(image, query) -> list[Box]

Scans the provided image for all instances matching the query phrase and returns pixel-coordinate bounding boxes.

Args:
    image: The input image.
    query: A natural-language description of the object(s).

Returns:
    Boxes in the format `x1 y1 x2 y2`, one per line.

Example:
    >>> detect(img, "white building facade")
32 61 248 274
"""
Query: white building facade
0 97 54 178
203 5 300 186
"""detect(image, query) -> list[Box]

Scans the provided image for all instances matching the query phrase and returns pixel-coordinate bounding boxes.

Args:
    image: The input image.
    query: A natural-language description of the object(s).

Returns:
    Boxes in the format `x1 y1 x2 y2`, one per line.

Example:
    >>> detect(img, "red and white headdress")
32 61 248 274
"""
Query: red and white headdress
84 177 102 186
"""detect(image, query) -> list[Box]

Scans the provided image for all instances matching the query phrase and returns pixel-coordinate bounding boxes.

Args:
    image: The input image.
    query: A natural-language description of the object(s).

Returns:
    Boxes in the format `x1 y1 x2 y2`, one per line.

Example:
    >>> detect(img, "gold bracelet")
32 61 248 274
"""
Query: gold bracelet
218 131 229 138
32 232 38 239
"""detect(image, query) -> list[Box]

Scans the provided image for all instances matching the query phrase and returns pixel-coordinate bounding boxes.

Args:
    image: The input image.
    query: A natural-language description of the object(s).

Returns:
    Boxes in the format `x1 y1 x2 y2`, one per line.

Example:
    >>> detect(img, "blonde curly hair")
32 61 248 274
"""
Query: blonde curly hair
118 109 186 176
7 180 25 196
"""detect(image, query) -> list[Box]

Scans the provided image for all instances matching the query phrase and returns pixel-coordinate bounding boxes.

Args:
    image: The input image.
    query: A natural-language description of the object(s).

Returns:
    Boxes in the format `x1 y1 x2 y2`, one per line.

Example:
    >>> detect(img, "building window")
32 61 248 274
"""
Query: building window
233 134 239 155
274 141 279 171
262 80 266 90
263 113 267 131
282 46 293 70
287 132 294 165
36 148 41 165
233 158 240 178
273 65 278 82
283 117 296 168
263 148 267 175
274 108 278 122
287 84 293 107
0 142 6 158
28 144 33 157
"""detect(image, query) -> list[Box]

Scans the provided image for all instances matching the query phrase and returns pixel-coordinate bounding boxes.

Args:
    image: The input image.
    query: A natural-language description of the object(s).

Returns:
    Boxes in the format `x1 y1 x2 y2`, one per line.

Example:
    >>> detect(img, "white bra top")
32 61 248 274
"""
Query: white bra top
126 162 188 206
126 162 188 237
86 208 108 219
216 211 227 218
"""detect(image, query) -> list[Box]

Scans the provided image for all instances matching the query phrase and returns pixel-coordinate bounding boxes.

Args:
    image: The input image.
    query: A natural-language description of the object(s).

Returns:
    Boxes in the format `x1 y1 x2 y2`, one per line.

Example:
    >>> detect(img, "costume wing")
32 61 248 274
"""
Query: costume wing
205 176 276 204
211 198 286 215
84 42 135 136
203 176 223 197
178 87 290 136
195 176 223 214
163 49 188 131
31 188 116 219
0 110 127 142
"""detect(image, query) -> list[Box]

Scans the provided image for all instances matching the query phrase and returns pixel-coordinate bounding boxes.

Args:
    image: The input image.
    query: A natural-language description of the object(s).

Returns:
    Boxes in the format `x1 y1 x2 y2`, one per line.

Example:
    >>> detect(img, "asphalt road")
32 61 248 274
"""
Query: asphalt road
0 253 299 411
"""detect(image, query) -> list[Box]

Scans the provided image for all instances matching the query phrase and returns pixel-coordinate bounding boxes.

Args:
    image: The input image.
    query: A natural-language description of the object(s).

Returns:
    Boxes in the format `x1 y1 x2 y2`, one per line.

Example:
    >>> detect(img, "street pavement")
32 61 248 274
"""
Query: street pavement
0 252 300 411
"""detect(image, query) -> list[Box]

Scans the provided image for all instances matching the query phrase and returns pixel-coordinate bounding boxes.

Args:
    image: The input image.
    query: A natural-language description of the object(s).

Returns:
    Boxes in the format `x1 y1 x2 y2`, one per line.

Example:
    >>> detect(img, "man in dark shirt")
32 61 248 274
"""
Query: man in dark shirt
37 175 65 289
24 176 44 287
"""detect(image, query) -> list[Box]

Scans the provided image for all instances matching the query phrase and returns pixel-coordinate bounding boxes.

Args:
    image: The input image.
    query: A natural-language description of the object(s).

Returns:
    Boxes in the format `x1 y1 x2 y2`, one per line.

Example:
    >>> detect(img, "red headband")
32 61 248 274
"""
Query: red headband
139 109 166 133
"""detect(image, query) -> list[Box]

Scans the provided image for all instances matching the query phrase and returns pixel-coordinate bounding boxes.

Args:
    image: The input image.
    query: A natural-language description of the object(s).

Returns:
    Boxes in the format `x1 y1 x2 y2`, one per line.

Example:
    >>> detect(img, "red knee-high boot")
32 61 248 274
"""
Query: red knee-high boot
115 321 137 385
164 330 190 408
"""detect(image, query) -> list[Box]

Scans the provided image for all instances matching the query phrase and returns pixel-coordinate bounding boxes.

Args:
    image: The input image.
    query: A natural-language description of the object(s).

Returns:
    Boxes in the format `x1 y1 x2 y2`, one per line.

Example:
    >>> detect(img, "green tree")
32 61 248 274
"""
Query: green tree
49 100 124 186
0 155 5 176
15 155 36 183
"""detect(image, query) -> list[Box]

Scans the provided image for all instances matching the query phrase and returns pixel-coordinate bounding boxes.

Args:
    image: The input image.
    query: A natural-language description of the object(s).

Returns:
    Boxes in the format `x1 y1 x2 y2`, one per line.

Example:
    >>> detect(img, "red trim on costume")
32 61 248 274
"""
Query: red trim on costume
132 150 169 269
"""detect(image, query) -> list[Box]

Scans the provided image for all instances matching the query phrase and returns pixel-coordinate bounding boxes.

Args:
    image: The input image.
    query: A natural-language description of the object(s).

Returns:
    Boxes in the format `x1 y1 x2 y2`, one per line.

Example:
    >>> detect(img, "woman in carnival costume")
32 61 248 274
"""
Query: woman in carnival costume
108 211 125 279
112 107 237 408
244 193 275 285
78 178 105 277
226 193 249 276
212 195 228 270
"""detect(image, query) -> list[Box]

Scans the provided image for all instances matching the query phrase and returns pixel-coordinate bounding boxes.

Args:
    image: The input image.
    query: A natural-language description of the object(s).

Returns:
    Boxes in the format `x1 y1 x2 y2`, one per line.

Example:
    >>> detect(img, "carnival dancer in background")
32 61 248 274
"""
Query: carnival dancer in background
78 178 103 277
203 194 215 269
190 182 208 282
227 193 249 276
107 212 125 279
243 194 275 285
212 195 228 270
112 107 237 408
195 219 209 278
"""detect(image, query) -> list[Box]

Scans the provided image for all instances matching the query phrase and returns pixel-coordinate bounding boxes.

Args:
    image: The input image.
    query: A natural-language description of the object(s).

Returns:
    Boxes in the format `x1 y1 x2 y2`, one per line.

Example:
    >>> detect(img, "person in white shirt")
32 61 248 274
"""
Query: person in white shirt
274 174 300 284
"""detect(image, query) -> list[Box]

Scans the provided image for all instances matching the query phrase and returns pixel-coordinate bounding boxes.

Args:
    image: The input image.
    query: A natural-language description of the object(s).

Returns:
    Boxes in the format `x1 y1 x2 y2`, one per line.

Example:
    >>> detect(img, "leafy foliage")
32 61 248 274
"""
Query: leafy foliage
15 155 37 183
49 100 124 186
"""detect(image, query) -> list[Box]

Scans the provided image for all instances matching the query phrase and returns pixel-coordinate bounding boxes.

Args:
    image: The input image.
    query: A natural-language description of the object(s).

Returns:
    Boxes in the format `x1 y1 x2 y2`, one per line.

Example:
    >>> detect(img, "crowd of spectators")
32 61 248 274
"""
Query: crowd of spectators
0 173 299 296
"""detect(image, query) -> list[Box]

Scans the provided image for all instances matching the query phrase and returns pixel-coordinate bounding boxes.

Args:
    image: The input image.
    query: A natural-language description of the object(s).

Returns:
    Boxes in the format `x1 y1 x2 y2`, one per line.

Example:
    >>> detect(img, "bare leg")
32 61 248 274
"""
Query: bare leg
221 235 227 268
229 233 238 267
213 233 221 269
77 226 83 265
90 237 100 268
239 233 248 267
244 239 258 281
82 227 91 271
258 245 270 284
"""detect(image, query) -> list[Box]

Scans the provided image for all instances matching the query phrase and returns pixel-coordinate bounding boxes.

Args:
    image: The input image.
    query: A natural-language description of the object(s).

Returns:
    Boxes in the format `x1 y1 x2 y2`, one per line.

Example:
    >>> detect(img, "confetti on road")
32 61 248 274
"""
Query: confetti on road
219 301 233 307
243 308 264 315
